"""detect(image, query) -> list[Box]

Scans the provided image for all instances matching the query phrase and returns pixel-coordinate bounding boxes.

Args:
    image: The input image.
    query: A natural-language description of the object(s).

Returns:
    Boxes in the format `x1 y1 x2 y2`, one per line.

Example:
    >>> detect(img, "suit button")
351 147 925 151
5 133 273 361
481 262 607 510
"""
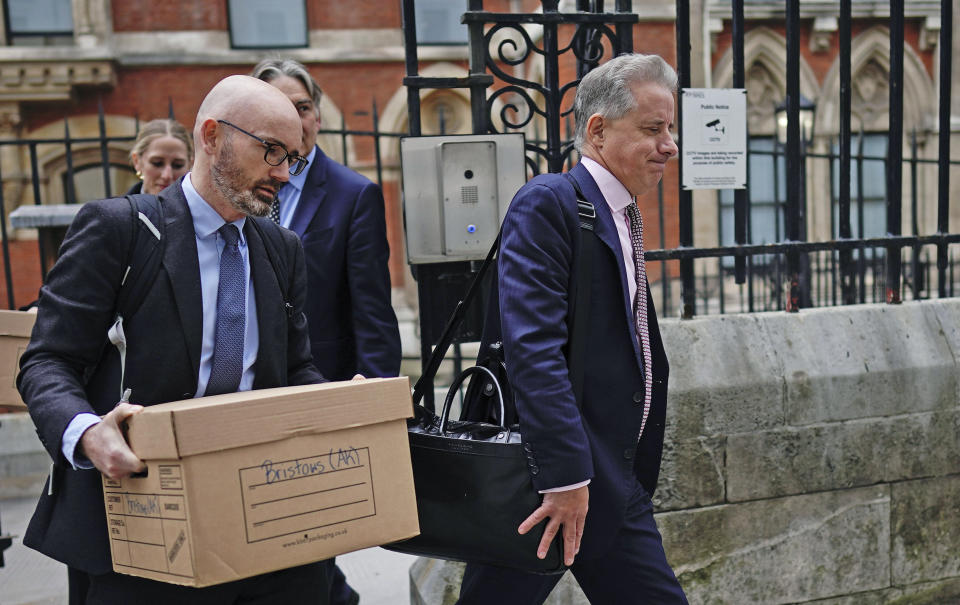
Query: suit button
623 449 634 460
530 465 540 475
524 442 534 452
632 392 643 403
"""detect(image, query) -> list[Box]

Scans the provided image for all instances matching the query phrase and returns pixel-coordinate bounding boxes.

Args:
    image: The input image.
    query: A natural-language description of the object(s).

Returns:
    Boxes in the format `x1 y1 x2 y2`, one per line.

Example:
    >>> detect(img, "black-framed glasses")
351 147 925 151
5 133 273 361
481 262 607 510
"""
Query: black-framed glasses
217 119 308 176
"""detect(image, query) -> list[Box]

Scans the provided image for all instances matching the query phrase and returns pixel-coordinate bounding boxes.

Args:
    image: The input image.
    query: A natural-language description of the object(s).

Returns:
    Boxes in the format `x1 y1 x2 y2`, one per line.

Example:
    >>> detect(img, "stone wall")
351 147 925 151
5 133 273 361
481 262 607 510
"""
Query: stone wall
412 300 960 604
655 300 960 604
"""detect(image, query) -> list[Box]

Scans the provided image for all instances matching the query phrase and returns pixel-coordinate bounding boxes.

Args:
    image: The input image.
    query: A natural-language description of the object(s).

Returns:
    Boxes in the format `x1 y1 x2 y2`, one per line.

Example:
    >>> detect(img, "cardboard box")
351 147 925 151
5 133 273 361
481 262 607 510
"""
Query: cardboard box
0 310 36 410
101 377 418 587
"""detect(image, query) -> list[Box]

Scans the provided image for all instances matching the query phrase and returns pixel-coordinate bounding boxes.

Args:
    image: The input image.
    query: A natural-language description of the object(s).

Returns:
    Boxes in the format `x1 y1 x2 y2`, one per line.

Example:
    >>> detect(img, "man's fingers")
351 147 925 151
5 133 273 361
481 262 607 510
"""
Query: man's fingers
518 505 548 535
82 404 146 479
562 514 578 565
537 518 561 560
575 511 586 554
109 402 144 423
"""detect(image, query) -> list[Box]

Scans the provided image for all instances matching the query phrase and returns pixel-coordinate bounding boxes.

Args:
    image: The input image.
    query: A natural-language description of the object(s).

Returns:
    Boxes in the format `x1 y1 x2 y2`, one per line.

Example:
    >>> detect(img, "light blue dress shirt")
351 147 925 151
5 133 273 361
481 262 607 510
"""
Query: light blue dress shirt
61 173 260 468
276 146 316 229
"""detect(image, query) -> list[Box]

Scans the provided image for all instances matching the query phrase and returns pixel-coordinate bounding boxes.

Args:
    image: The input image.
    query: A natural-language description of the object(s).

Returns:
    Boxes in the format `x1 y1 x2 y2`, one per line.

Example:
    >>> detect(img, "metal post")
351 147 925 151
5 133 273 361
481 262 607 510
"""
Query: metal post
28 144 48 281
542 1 563 173
401 0 422 137
64 119 77 204
467 0 489 134
615 0 633 53
910 130 920 298
676 0 695 318
838 0 855 304
372 99 384 188
937 0 953 297
0 159 14 309
784 0 802 311
97 98 112 197
885 0 904 303
731 0 747 284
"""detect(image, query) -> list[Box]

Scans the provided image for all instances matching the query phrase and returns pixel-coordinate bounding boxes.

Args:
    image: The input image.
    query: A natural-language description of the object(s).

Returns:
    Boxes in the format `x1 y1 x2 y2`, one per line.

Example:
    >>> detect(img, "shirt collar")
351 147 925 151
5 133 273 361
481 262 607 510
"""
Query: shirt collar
285 145 317 194
580 156 633 213
182 172 247 241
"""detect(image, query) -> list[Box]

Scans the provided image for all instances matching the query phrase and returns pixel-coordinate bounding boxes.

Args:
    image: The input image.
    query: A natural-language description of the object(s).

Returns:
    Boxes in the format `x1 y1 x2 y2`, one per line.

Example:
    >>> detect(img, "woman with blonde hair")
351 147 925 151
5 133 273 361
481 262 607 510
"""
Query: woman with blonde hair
128 118 193 195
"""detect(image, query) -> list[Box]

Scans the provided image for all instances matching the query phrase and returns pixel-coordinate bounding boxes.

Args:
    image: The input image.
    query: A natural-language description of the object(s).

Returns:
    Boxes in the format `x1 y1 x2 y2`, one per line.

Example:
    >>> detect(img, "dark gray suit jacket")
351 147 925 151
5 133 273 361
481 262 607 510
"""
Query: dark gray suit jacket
18 179 324 574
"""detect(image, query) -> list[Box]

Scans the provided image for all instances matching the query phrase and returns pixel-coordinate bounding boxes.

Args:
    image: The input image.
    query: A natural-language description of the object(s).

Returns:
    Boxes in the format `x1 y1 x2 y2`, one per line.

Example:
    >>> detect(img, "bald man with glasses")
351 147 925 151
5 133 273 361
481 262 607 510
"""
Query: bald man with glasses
19 75 333 604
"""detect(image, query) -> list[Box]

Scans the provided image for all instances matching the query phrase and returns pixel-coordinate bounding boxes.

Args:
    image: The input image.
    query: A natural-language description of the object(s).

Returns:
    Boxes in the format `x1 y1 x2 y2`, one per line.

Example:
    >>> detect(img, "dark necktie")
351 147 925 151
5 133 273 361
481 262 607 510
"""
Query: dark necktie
269 197 281 225
206 224 245 396
626 201 653 440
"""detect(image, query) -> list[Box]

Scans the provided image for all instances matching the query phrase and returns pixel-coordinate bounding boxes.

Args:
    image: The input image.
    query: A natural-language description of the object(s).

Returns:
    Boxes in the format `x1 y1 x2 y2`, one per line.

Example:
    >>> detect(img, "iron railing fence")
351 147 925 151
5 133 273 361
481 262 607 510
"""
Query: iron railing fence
2 109 957 320
1 0 956 325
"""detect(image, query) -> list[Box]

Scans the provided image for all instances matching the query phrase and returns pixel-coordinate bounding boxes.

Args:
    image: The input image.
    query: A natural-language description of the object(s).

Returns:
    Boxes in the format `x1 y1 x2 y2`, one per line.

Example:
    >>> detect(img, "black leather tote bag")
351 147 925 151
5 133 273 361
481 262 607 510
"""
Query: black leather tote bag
385 365 564 574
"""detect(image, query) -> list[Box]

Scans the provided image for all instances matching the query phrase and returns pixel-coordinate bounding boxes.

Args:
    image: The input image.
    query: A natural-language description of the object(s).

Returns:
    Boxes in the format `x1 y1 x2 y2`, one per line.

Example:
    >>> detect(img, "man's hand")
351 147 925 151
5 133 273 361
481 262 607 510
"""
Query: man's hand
79 402 146 479
518 485 588 566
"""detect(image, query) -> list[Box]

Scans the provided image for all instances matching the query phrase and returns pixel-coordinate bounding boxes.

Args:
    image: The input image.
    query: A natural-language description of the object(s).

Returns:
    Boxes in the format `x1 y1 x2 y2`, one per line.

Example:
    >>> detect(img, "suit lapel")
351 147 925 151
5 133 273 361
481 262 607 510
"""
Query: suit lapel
288 146 329 237
570 163 645 371
159 182 203 381
245 220 285 389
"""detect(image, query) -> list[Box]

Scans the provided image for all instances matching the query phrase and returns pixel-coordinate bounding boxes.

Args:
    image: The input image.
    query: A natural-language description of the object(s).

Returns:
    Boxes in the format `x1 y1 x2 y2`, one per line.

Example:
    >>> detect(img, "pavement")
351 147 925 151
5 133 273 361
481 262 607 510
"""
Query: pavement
0 496 418 605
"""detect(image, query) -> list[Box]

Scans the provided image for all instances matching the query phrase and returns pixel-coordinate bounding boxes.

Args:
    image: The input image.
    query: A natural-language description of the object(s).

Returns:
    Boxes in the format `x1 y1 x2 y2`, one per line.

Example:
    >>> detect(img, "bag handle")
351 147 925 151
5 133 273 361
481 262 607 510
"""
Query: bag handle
439 365 506 432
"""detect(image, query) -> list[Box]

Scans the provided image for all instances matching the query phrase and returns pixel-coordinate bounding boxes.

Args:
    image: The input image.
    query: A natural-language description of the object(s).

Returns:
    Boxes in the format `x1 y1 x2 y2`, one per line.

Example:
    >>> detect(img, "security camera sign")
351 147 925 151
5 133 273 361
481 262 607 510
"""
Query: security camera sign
681 88 747 190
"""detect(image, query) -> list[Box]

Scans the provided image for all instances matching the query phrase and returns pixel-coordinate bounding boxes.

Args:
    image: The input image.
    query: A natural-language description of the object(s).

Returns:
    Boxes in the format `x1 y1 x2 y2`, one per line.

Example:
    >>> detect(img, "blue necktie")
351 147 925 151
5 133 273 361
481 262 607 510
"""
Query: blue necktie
206 224 245 396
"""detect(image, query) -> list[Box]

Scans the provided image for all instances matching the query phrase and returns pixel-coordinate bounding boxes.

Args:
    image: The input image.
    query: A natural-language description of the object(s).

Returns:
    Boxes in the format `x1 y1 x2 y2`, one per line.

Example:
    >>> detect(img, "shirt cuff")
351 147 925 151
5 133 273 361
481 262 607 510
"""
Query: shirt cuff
62 413 101 470
539 479 591 494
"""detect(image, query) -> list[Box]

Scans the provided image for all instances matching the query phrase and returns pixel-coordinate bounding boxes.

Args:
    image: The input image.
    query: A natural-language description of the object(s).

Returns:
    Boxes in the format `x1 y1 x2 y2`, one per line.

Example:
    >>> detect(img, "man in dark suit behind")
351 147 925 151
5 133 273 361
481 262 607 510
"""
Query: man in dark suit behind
251 58 401 383
251 58 401 605
457 54 688 604
19 75 331 604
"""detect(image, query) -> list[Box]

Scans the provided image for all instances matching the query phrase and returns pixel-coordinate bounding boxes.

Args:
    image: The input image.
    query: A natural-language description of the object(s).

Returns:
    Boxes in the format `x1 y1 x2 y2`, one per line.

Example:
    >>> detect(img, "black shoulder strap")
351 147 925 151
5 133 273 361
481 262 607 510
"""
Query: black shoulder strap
104 193 166 398
562 173 596 412
248 218 294 317
117 193 166 322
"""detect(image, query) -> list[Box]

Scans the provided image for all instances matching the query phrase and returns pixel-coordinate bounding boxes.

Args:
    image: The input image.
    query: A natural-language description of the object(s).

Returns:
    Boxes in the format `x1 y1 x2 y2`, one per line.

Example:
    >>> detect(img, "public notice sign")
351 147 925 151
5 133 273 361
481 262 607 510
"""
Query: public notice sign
680 88 747 190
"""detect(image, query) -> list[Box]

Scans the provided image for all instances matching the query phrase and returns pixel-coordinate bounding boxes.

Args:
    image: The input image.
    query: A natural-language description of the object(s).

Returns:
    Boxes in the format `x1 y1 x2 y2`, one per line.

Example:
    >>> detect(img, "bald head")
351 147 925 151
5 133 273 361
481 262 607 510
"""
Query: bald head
194 75 301 149
190 75 303 221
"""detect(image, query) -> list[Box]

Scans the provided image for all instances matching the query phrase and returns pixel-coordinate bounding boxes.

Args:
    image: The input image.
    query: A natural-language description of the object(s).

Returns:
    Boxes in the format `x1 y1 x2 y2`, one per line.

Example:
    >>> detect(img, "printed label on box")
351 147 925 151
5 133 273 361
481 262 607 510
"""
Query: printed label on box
104 465 195 579
239 446 376 543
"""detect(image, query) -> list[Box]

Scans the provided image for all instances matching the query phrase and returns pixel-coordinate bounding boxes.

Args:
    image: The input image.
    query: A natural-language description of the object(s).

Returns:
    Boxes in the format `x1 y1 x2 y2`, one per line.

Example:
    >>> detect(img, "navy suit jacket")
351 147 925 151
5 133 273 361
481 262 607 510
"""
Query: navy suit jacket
288 147 400 381
18 180 324 574
493 162 669 560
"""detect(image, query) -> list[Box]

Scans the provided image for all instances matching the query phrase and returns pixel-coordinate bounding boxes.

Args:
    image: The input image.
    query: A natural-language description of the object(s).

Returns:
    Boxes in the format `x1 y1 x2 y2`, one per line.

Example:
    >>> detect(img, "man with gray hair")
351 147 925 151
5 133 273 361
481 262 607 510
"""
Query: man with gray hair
250 57 400 605
457 53 687 603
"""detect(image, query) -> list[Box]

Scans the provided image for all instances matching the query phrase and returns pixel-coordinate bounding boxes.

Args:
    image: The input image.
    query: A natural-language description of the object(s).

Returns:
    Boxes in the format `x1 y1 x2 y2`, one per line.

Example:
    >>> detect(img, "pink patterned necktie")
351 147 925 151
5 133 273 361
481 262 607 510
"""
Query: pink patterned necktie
626 201 653 440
